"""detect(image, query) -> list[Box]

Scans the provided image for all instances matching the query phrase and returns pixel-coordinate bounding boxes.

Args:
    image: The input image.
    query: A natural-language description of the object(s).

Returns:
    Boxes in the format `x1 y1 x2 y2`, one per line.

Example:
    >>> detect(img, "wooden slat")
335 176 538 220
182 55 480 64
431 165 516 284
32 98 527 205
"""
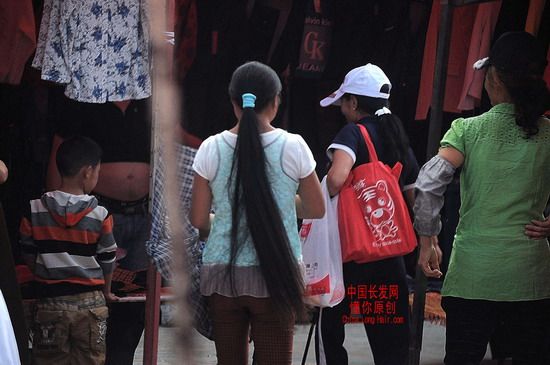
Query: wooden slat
143 264 162 365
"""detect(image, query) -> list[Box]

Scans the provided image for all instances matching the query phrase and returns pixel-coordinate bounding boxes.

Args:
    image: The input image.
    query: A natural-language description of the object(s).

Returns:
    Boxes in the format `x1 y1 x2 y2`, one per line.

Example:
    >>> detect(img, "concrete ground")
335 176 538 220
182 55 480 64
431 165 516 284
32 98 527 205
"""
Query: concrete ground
134 323 508 364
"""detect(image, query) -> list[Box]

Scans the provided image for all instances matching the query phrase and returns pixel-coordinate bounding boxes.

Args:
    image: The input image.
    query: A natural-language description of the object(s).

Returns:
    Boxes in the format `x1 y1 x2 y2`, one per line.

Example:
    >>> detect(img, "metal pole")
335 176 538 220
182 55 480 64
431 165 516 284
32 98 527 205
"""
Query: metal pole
410 2 454 365
409 265 428 365
425 0 454 159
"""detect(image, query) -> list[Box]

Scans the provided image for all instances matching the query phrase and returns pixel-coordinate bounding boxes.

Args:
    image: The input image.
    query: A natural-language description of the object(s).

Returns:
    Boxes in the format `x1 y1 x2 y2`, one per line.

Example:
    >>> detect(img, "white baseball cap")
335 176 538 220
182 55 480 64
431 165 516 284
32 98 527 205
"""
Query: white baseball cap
320 63 392 107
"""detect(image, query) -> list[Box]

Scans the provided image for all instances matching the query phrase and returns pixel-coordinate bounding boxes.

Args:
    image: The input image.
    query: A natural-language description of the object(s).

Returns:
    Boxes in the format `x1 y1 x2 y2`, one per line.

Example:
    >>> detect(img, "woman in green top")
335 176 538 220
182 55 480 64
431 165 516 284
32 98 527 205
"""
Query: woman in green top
413 31 550 364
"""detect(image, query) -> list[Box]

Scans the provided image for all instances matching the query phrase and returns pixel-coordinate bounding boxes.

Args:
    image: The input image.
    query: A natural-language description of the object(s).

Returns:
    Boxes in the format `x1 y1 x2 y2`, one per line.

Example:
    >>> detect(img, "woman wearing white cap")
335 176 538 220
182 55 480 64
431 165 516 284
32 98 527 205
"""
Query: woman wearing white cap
317 64 419 365
414 31 550 364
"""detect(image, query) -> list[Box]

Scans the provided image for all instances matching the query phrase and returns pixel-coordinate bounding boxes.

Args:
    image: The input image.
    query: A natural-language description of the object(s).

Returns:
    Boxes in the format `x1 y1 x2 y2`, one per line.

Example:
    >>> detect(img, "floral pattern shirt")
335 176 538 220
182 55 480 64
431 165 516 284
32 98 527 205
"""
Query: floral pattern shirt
33 0 151 103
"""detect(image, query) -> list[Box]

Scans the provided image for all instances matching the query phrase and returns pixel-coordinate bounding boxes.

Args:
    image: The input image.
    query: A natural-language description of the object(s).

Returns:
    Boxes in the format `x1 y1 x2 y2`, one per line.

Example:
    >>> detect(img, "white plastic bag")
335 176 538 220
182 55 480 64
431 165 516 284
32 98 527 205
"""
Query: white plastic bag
300 176 345 307
0 290 21 365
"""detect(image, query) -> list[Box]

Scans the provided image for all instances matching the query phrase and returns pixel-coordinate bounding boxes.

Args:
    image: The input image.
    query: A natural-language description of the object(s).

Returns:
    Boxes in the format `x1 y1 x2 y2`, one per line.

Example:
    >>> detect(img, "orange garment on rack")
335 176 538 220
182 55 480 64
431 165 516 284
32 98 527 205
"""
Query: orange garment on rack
0 0 36 85
174 0 198 81
525 0 546 35
415 1 501 120
457 1 502 111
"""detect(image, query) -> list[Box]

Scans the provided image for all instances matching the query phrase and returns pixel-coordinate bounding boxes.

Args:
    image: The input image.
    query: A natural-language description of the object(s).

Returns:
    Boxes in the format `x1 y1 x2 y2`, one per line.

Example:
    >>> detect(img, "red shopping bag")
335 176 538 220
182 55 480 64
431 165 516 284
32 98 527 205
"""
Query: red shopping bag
338 124 417 263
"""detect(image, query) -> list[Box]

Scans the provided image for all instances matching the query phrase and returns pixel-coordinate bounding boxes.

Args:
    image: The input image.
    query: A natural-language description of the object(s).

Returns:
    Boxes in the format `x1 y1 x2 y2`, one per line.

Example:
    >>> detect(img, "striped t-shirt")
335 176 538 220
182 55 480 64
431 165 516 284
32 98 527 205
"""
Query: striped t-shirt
20 191 117 297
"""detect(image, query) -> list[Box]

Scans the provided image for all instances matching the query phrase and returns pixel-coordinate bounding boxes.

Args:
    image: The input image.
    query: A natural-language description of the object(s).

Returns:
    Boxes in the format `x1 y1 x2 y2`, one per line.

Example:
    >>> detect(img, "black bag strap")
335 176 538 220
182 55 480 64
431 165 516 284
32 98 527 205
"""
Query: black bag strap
301 308 320 365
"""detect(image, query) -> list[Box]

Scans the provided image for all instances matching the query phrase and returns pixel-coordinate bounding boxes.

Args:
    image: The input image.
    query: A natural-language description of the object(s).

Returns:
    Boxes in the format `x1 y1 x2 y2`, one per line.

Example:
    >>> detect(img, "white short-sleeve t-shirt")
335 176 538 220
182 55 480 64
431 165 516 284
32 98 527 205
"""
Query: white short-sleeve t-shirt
193 129 316 181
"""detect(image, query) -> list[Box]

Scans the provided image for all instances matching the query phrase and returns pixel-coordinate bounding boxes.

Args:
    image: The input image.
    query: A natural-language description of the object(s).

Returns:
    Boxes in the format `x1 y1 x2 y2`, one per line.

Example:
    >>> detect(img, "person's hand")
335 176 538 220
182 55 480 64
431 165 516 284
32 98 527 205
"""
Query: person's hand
417 236 443 278
525 217 550 240
115 248 127 261
104 292 120 303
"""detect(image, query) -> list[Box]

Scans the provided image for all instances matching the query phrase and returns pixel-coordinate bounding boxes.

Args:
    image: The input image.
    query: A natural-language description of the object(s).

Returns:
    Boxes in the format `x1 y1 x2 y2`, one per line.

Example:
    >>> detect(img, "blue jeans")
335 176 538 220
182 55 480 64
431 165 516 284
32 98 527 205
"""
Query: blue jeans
105 212 150 365
112 213 150 271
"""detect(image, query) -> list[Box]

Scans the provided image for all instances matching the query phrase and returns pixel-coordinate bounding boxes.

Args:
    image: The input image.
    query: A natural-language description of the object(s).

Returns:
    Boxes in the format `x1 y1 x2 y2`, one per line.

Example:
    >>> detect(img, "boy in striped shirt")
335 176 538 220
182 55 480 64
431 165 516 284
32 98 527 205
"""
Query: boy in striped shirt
20 136 117 365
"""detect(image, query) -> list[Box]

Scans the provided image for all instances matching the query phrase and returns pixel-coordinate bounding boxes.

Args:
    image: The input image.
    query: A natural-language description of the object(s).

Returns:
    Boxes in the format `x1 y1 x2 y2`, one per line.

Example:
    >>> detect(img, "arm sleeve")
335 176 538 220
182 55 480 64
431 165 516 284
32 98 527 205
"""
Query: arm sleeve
19 207 37 268
440 118 466 154
146 149 176 281
282 134 317 180
192 136 218 181
326 124 360 162
96 215 117 274
413 155 457 236
146 144 200 281
147 192 173 281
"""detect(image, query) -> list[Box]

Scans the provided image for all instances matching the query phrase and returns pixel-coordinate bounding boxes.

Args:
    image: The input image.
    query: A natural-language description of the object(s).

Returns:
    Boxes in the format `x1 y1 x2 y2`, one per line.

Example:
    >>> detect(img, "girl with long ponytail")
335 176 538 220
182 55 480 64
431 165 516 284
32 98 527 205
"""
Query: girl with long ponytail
191 61 324 364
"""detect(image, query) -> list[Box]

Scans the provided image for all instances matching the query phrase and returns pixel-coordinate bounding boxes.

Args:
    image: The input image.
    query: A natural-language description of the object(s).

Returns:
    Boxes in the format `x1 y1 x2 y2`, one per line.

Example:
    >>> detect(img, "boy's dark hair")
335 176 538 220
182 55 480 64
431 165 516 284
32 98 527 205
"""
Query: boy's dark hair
56 136 102 177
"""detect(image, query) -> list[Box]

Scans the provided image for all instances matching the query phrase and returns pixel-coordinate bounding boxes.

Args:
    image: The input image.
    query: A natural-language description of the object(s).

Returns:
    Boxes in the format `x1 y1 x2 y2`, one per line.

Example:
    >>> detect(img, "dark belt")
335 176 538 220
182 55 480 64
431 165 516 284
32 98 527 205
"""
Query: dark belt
94 194 149 215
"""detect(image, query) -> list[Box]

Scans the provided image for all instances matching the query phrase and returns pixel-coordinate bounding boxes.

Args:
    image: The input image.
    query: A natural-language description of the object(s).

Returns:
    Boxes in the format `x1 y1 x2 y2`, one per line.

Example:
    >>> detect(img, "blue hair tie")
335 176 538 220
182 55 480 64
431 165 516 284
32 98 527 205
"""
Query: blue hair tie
242 93 256 109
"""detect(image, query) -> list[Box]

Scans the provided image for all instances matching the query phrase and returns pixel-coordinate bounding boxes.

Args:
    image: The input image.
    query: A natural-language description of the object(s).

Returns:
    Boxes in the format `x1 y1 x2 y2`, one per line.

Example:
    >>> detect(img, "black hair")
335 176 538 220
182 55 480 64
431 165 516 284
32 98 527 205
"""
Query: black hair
56 136 102 177
494 68 550 138
343 94 410 166
227 61 304 319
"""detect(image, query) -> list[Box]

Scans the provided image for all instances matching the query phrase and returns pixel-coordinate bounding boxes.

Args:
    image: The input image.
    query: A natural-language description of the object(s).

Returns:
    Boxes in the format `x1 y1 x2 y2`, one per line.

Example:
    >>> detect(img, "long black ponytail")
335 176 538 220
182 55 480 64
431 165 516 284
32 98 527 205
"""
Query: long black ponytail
347 94 411 167
227 61 304 319
496 69 550 138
